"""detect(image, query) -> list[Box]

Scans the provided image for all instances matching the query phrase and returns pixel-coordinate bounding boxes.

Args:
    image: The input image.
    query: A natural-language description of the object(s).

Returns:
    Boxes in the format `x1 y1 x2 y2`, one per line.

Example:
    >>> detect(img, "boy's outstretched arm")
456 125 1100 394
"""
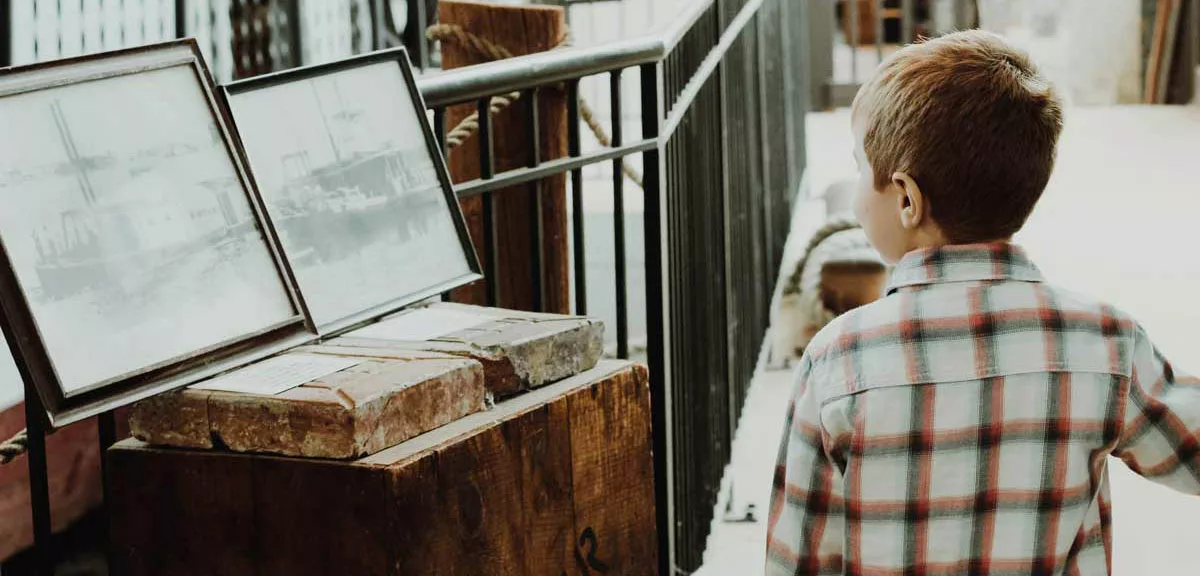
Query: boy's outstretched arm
1113 325 1200 493
765 357 845 576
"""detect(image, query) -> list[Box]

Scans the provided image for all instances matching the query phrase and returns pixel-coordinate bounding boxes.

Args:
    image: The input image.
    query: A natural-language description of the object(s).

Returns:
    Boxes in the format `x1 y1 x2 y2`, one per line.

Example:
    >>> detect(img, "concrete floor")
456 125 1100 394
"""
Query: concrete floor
696 105 1200 575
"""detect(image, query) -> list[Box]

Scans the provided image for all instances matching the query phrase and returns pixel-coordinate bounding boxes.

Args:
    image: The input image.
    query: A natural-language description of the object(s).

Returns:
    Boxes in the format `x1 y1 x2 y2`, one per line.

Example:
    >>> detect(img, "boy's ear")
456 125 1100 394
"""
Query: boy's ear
891 171 925 230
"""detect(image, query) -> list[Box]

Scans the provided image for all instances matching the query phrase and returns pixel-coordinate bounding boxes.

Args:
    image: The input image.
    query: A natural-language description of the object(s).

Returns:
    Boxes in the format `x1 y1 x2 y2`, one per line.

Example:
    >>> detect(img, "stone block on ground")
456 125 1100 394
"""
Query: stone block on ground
335 302 604 398
128 346 485 459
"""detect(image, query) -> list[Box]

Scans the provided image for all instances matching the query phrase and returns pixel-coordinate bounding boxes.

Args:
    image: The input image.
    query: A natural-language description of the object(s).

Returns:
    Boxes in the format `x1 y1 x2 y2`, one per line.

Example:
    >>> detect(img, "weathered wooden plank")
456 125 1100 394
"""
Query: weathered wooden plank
515 400 577 576
108 446 255 576
251 458 390 575
567 363 658 574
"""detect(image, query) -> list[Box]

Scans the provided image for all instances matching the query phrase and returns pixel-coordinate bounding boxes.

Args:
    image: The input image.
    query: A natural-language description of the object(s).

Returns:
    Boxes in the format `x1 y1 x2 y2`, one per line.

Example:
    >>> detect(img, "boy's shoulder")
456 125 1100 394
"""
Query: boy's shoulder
798 280 1145 396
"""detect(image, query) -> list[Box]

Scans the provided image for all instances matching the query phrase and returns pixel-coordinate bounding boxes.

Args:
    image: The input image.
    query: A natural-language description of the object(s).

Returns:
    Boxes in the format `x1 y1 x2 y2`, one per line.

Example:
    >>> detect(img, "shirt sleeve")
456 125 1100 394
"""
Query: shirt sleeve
765 356 845 576
1112 325 1200 494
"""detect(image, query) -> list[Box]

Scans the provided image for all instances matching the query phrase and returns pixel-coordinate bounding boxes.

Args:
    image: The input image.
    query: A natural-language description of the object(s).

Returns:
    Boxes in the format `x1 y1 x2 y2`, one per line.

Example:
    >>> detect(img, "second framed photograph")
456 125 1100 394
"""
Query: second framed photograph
222 47 481 334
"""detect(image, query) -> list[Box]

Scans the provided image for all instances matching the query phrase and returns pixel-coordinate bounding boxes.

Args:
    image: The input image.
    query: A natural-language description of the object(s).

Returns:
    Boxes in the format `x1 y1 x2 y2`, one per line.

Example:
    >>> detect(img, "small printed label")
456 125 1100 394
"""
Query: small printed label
190 353 363 395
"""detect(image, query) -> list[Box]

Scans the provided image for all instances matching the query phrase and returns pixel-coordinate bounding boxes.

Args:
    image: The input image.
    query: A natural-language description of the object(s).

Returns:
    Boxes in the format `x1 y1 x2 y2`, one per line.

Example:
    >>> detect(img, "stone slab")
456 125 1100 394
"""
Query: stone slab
336 302 604 398
127 346 486 459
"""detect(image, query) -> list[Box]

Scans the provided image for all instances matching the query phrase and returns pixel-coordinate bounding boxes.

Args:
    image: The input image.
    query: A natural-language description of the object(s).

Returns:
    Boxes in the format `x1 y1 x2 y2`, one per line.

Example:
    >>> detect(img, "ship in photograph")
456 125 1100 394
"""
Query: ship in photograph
225 53 477 329
267 84 445 268
29 99 258 303
0 53 300 398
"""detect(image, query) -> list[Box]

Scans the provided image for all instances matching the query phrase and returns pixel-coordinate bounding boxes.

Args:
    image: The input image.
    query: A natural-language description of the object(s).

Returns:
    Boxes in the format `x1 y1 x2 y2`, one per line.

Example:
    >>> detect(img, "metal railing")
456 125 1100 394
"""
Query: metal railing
804 0 974 109
416 1 806 569
2 0 806 572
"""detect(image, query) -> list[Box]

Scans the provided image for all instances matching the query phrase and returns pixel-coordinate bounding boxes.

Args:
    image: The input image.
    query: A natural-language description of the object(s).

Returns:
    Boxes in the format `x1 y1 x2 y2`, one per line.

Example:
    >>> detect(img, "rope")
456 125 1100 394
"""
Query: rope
0 428 28 465
781 217 864 296
427 24 645 189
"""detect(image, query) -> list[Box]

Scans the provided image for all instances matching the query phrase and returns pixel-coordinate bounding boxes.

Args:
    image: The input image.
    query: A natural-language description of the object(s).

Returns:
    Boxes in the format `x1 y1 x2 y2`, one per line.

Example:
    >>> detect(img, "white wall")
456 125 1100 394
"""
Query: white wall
977 0 1143 105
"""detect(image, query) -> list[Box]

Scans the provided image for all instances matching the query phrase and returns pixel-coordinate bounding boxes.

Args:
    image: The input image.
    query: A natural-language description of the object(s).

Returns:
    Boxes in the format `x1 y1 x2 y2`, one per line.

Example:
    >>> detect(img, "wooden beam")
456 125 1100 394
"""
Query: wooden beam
439 1 571 314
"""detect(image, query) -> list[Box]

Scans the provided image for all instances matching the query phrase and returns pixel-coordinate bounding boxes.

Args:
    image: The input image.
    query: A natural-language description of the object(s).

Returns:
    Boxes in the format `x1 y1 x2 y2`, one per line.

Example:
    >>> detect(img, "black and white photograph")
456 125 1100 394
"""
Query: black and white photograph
224 50 479 331
0 44 302 399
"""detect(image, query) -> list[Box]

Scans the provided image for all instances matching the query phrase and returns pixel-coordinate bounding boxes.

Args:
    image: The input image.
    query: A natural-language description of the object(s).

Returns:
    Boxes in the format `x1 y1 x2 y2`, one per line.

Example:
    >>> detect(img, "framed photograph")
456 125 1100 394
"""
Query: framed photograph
0 40 314 425
222 47 481 335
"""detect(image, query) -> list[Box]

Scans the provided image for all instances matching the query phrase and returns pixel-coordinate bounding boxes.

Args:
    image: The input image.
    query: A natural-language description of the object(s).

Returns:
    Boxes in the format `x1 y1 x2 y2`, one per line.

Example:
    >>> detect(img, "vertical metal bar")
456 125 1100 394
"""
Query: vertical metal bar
56 0 63 57
806 0 834 110
755 8 775 314
901 0 914 44
640 60 672 576
287 0 303 69
611 69 629 359
98 409 117 572
874 0 884 62
478 98 499 307
23 386 54 576
433 106 448 161
848 0 859 82
953 0 969 30
567 80 587 316
0 0 11 67
414 0 430 69
31 0 38 60
81 0 88 56
526 88 545 313
1192 0 1200 94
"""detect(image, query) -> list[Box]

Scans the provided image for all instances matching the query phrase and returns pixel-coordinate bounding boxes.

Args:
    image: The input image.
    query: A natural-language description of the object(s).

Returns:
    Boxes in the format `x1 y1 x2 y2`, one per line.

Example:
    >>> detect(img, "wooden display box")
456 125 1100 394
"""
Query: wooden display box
108 360 657 576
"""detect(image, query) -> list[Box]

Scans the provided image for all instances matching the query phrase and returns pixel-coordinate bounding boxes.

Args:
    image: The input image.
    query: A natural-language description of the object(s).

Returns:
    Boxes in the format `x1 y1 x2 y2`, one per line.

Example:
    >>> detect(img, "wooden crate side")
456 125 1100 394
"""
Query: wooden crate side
108 445 256 576
420 421 528 575
251 457 392 575
384 455 452 575
513 399 577 576
567 364 658 574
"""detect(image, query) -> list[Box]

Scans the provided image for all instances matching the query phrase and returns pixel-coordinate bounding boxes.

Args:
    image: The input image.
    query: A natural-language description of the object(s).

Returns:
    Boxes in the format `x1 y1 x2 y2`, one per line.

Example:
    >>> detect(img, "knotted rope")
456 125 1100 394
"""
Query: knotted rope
781 217 865 296
0 428 28 465
427 23 645 189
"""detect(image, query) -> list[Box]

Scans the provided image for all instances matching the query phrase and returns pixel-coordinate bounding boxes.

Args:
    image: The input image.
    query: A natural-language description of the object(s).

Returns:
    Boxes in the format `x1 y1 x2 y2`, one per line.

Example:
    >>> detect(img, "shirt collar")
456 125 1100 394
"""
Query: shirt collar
886 243 1044 294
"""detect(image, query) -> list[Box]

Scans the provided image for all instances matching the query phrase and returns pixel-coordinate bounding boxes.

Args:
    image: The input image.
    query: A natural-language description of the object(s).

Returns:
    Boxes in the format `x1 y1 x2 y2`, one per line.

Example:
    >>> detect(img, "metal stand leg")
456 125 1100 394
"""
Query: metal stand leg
98 411 117 574
22 386 54 576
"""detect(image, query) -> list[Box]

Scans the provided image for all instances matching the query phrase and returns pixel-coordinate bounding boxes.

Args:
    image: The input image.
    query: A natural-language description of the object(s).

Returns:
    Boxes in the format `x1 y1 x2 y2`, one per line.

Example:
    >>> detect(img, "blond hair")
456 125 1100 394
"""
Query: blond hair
853 30 1064 242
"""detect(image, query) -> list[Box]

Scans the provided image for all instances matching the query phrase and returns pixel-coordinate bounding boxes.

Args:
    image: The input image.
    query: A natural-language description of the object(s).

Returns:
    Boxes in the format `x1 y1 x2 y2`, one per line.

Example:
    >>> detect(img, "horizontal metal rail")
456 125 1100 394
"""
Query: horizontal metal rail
416 0 727 108
417 36 665 107
453 138 657 198
662 0 763 140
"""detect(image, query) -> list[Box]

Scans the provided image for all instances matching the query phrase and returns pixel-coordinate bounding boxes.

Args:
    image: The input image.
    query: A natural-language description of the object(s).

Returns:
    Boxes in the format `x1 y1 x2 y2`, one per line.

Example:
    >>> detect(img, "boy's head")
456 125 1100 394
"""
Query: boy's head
850 29 1063 263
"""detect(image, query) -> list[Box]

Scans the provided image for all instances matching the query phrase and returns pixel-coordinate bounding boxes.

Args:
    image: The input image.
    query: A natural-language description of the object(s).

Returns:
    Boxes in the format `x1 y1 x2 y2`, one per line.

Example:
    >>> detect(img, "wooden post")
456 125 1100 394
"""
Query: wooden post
439 0 571 315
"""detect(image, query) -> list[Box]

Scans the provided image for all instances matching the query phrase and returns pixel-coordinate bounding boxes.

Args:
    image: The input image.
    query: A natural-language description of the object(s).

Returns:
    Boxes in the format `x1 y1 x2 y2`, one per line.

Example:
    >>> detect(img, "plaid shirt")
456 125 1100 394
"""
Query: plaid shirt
766 243 1200 576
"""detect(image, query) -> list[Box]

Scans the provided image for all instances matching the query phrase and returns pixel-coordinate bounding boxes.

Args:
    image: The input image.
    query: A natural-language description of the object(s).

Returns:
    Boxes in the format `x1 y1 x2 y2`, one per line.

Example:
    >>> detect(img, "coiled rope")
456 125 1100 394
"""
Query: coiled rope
426 24 644 188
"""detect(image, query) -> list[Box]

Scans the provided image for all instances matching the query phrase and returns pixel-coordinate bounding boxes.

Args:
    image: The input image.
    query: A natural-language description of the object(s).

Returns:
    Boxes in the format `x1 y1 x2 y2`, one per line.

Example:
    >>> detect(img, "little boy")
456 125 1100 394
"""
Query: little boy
766 30 1200 575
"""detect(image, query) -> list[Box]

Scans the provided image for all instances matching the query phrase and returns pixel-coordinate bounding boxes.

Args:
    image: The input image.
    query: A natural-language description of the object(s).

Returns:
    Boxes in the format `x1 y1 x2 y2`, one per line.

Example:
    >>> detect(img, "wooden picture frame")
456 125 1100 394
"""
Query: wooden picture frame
221 47 482 336
0 39 314 426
